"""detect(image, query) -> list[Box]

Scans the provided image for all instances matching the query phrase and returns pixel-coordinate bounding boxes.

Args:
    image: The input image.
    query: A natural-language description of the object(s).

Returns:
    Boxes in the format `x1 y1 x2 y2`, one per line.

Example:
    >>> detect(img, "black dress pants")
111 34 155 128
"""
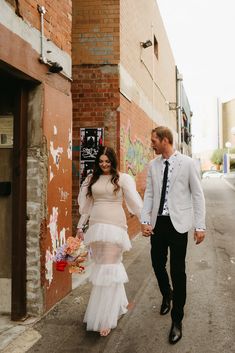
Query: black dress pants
150 216 188 323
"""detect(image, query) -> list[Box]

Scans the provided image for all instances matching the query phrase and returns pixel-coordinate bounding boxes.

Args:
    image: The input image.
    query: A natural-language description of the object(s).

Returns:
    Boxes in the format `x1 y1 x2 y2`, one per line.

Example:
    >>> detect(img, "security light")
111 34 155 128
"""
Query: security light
140 40 153 49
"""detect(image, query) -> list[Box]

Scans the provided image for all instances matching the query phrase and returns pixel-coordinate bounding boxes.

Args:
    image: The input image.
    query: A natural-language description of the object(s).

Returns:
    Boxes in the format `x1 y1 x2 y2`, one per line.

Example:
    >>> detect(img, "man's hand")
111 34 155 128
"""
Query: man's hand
194 230 205 245
141 224 153 237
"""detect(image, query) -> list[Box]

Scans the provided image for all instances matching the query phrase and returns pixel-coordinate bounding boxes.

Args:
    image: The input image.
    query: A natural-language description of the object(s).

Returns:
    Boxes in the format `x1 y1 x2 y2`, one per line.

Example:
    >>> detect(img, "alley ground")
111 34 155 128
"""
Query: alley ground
2 177 235 353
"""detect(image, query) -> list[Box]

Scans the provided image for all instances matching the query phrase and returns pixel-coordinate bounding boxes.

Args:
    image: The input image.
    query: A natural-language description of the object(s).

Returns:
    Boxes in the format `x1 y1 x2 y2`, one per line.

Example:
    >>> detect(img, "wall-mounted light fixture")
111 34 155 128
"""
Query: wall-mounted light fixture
140 40 153 49
48 61 63 73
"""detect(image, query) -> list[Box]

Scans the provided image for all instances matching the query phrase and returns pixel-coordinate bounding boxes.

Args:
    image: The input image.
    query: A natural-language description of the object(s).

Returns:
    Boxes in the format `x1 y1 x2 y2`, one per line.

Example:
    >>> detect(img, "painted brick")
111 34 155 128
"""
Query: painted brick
5 0 71 54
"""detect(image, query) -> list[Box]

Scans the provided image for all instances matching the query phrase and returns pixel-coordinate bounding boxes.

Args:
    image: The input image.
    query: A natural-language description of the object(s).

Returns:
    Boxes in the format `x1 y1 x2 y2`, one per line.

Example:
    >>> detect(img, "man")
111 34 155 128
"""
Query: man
141 126 206 344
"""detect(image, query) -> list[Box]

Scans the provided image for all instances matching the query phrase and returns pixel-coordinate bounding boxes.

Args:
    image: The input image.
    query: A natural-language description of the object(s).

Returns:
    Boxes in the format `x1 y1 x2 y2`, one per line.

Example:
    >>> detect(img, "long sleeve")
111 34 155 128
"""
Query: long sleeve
120 173 143 221
189 160 206 230
141 163 154 224
77 176 94 228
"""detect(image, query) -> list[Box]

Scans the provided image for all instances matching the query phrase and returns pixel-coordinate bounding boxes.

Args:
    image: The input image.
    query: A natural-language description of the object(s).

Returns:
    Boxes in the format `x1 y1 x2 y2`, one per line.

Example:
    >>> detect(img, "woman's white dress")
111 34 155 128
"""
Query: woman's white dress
77 173 143 331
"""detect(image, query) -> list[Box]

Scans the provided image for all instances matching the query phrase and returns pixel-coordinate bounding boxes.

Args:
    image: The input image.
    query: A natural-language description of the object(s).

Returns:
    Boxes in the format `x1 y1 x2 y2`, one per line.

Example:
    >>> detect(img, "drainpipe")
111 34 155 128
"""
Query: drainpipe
37 5 47 64
176 72 183 152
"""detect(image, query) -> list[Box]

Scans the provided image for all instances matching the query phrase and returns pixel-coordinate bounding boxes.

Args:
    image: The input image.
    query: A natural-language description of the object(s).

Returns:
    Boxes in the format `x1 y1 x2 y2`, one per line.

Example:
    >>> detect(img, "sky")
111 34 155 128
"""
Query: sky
156 0 235 153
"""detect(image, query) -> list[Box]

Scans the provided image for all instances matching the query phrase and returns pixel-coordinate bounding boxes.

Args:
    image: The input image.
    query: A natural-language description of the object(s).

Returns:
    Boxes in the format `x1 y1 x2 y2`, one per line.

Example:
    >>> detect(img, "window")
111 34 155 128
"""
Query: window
154 36 159 59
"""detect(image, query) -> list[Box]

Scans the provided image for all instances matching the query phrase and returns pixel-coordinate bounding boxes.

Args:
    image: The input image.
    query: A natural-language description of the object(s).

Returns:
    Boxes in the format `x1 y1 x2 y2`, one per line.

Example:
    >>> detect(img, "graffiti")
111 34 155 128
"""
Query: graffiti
59 187 69 202
45 248 53 286
121 123 151 176
50 141 63 169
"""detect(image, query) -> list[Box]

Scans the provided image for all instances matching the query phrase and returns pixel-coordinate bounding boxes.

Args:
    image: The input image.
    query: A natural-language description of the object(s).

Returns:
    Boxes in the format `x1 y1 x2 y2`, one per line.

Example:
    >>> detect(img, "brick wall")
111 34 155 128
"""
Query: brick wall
72 65 120 231
72 0 120 65
5 0 72 54
120 94 155 237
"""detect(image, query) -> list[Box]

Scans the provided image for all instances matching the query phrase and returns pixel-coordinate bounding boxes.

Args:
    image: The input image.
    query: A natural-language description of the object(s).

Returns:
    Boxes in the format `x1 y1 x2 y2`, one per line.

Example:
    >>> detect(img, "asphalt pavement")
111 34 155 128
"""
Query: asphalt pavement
2 177 235 353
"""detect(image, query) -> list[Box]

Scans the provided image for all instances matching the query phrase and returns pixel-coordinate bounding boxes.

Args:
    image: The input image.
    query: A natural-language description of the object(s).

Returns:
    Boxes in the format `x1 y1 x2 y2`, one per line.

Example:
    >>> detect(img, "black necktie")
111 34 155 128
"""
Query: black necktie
158 160 169 215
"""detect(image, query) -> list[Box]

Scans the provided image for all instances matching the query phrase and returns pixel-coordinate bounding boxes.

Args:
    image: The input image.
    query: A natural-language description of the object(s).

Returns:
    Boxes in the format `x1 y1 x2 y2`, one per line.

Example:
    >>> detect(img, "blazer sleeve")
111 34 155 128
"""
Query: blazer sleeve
141 163 154 224
77 175 94 228
189 160 206 229
120 173 143 221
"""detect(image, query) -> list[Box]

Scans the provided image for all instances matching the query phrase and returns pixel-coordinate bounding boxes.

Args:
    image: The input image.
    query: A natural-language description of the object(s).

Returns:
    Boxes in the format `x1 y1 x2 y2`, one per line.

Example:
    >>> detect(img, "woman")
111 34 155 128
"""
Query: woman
77 146 143 337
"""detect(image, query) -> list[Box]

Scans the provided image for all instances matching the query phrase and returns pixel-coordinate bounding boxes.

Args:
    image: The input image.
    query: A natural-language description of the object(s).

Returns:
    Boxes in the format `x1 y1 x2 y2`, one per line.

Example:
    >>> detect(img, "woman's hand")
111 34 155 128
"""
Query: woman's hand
76 228 84 240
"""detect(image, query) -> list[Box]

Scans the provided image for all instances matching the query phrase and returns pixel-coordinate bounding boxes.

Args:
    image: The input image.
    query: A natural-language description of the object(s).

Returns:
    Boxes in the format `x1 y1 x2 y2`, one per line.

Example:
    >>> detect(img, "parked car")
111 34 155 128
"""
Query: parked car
202 170 223 179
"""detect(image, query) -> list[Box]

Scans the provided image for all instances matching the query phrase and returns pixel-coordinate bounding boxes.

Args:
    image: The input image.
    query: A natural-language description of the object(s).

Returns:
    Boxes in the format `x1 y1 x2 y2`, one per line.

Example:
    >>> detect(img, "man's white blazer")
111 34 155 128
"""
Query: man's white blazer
141 152 206 233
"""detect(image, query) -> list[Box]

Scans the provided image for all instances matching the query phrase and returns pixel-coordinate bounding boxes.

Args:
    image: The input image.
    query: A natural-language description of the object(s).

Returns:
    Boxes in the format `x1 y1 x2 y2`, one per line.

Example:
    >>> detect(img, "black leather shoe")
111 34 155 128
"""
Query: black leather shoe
160 290 172 315
169 321 182 344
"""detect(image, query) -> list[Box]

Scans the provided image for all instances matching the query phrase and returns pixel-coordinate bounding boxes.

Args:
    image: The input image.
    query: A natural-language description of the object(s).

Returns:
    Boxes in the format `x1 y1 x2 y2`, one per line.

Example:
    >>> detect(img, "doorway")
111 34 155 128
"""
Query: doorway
0 70 28 320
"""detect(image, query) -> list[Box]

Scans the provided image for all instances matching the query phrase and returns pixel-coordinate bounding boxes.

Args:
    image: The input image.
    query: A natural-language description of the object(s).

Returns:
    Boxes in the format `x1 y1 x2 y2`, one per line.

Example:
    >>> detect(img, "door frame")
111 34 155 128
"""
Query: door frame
11 83 28 321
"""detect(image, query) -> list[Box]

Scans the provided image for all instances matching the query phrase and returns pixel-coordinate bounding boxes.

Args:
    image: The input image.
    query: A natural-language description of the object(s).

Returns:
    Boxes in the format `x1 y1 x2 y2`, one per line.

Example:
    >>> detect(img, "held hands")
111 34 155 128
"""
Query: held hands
76 228 84 241
141 224 153 237
194 230 206 245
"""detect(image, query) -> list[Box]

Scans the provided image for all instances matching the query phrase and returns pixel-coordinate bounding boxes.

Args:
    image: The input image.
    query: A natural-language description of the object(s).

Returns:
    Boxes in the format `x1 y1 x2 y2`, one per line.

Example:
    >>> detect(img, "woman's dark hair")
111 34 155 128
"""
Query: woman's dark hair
86 146 120 197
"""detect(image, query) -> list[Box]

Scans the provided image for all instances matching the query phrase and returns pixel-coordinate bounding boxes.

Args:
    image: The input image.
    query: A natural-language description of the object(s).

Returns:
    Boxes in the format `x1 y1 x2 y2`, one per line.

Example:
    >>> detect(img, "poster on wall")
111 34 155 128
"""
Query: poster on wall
80 128 104 185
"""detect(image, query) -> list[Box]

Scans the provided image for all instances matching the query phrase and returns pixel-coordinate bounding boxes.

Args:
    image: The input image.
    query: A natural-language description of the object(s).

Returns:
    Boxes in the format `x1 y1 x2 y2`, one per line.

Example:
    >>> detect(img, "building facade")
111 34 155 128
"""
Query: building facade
222 99 235 147
72 0 182 237
0 0 72 320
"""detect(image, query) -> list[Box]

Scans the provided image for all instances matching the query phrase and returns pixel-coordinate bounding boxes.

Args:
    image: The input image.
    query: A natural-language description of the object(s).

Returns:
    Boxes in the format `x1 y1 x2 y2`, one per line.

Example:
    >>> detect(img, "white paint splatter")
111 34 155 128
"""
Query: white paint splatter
65 208 68 216
54 126 57 135
59 187 69 202
59 228 66 246
48 207 59 255
50 141 63 170
45 248 53 285
49 166 54 182
67 128 72 160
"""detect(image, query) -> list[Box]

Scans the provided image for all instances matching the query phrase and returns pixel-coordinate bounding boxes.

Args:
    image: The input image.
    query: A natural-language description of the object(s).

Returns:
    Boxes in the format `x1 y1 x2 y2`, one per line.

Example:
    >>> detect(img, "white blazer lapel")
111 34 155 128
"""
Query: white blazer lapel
152 158 162 195
169 153 183 191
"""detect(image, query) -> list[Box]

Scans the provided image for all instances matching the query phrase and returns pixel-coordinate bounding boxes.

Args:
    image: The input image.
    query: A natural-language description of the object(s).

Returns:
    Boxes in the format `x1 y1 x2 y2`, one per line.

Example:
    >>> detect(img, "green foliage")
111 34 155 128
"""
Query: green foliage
210 147 235 166
210 148 224 166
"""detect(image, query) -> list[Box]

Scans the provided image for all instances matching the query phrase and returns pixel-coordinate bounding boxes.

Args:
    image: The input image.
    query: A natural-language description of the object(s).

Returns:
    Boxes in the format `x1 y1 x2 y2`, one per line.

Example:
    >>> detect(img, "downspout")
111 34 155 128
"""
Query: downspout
37 5 47 64
176 71 183 152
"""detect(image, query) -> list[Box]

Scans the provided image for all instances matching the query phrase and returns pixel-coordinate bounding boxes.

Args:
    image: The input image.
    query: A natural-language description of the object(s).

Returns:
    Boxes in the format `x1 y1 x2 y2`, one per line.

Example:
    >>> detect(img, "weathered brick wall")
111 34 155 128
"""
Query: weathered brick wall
5 0 72 54
72 65 120 231
73 0 120 65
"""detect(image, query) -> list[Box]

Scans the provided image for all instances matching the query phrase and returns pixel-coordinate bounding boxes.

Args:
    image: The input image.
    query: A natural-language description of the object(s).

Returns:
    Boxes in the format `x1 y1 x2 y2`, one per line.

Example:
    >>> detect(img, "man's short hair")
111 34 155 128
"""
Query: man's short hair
152 126 173 145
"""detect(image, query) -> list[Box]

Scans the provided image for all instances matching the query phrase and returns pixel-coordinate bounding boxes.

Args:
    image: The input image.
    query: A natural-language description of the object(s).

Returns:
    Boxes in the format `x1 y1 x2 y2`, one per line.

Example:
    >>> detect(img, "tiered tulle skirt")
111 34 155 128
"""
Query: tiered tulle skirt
83 223 131 331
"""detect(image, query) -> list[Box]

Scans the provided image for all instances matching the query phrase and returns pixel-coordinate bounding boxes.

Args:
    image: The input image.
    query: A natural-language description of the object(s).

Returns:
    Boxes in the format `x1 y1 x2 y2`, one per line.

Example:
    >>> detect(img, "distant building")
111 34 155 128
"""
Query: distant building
222 99 235 147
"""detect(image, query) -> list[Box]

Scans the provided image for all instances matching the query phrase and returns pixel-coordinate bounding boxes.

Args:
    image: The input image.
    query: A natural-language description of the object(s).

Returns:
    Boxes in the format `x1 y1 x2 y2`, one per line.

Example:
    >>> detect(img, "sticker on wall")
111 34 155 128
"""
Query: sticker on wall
80 128 104 185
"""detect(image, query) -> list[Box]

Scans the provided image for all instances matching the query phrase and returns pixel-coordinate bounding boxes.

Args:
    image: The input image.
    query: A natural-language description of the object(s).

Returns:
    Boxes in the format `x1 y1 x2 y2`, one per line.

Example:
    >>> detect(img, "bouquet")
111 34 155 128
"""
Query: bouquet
54 236 88 274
